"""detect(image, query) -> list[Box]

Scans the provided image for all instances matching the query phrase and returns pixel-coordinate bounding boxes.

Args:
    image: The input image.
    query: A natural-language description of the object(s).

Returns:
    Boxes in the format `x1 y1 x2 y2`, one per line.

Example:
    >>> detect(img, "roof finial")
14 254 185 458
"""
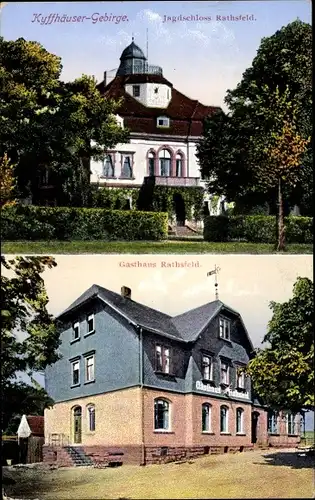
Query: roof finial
132 33 134 42
207 265 221 300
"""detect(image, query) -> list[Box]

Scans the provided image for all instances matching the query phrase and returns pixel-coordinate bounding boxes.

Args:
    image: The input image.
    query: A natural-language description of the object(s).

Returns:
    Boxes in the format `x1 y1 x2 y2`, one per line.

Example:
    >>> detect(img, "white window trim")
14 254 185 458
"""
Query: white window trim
120 153 134 179
220 360 230 385
220 406 229 434
71 359 80 386
202 355 213 381
286 413 296 435
86 314 95 336
72 322 80 342
85 354 95 383
157 116 170 128
236 408 244 434
202 403 212 433
219 316 231 340
236 368 246 389
154 399 172 433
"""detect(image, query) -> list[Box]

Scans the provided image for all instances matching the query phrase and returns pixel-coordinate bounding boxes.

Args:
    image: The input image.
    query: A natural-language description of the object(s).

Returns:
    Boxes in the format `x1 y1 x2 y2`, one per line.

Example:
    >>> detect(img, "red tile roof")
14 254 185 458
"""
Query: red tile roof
98 75 220 137
26 416 44 436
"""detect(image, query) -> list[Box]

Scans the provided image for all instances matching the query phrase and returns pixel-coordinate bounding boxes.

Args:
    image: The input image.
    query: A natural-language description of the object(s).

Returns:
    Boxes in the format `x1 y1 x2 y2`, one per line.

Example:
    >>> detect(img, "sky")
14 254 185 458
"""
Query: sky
1 1 312 110
4 253 313 429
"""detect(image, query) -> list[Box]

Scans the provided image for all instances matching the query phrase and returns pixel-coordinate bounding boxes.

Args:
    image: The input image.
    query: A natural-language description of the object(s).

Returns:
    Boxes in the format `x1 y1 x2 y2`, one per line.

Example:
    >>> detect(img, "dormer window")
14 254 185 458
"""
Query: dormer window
157 116 170 128
133 85 140 97
219 317 231 340
72 322 80 341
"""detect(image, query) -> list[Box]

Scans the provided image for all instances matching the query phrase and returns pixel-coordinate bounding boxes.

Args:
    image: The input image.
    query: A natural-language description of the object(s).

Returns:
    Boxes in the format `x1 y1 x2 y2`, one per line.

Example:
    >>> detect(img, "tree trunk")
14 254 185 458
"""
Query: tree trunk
276 177 285 251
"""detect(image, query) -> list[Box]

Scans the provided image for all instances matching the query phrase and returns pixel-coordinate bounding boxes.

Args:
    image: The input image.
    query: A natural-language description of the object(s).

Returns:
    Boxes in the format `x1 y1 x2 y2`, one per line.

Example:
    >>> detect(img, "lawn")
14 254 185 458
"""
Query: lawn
1 240 313 254
3 449 314 499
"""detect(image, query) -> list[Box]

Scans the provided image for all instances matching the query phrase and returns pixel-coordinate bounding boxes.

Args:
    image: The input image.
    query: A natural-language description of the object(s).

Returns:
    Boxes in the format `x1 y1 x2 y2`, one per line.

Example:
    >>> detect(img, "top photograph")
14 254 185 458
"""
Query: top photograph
0 0 312 255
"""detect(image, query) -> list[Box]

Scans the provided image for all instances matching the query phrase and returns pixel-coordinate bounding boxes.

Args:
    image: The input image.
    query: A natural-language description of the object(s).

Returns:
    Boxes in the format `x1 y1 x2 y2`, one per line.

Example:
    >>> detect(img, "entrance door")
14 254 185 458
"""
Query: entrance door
173 194 186 226
73 407 82 444
251 411 259 444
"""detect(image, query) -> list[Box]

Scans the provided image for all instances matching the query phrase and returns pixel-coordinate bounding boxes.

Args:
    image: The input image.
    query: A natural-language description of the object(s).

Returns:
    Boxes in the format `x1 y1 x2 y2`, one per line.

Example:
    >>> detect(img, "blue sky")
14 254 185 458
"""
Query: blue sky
1 1 311 109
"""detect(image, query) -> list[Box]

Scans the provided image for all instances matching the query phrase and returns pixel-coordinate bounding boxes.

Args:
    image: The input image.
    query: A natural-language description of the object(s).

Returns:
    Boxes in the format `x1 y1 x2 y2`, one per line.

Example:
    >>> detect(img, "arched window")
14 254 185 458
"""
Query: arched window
147 151 156 176
87 404 95 432
154 398 170 430
220 405 229 433
175 153 183 177
103 155 114 177
236 408 244 434
73 406 82 444
121 155 132 178
159 149 171 177
202 403 212 432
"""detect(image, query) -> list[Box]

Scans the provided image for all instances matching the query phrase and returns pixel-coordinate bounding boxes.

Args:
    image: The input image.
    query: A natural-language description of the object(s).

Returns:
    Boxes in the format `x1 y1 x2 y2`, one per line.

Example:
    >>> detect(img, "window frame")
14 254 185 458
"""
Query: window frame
286 412 296 435
236 407 244 434
157 116 170 128
220 405 229 434
86 314 95 336
87 404 96 432
120 154 133 179
201 354 213 382
154 398 171 432
72 321 80 342
133 85 140 97
84 354 95 384
267 411 279 434
71 359 80 387
155 343 171 375
103 154 115 178
220 359 230 385
202 403 212 433
236 366 246 389
219 316 231 341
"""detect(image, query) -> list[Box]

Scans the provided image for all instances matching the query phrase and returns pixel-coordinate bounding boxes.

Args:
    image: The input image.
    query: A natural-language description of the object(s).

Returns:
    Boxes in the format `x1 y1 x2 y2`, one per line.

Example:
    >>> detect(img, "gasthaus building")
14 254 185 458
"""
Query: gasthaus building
43 284 301 466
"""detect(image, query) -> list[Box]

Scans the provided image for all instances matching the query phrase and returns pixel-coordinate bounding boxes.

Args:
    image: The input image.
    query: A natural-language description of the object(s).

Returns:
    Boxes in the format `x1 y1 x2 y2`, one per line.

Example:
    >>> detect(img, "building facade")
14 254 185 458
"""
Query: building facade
90 40 226 226
44 284 301 466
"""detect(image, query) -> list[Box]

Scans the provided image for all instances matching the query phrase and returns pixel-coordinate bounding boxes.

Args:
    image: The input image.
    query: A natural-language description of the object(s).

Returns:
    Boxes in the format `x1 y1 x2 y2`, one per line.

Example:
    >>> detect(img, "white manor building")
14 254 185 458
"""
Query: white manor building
91 39 227 225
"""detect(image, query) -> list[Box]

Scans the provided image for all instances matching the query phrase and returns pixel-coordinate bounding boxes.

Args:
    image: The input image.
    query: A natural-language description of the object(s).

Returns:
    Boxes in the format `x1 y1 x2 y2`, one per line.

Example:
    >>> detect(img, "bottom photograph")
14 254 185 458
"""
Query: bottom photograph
2 254 313 499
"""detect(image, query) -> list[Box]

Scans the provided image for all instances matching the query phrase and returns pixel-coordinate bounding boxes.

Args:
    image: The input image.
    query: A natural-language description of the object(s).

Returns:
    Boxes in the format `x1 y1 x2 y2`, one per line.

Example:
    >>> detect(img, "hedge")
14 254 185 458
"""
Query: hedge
1 205 168 241
204 215 313 243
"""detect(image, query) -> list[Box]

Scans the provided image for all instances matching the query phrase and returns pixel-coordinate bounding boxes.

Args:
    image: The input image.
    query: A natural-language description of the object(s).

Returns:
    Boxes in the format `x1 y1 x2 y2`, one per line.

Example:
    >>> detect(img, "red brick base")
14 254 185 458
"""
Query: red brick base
144 444 254 464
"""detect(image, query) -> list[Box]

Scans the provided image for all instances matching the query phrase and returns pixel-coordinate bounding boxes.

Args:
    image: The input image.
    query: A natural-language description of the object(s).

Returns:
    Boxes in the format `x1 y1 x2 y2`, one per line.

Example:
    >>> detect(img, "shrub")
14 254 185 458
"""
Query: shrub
204 215 313 243
2 205 168 241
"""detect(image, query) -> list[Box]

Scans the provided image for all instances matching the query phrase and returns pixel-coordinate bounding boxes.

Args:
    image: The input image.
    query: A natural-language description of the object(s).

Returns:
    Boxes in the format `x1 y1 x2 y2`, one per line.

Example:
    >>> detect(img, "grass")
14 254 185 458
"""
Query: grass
3 449 314 499
1 240 313 254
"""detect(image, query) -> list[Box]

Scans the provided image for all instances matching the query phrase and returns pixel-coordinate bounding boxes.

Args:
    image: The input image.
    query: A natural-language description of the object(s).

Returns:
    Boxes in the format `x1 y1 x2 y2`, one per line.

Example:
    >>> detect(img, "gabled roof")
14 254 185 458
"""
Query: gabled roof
57 285 254 351
97 75 220 137
26 416 44 436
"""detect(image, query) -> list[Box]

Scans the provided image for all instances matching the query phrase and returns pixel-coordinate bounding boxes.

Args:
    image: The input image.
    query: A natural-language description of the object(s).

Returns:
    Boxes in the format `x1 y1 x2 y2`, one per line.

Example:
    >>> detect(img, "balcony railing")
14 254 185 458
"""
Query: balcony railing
145 176 200 187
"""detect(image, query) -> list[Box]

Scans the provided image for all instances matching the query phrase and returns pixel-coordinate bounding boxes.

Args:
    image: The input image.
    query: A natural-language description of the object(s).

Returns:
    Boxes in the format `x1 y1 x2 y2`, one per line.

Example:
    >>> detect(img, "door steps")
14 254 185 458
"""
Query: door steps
63 446 94 467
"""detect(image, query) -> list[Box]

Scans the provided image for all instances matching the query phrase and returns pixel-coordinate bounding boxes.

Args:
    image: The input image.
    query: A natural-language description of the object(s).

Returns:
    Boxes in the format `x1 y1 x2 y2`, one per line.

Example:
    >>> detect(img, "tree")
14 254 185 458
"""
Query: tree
245 277 314 413
197 20 312 215
1 256 60 431
0 37 129 205
0 153 16 207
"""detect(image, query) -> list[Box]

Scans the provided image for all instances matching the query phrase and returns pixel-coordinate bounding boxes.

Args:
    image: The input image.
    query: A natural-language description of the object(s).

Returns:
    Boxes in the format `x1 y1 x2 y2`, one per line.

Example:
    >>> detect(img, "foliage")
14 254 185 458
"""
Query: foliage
1 256 59 431
245 277 314 412
91 186 140 210
204 215 313 244
0 37 129 206
1 205 169 241
0 153 16 207
197 20 312 215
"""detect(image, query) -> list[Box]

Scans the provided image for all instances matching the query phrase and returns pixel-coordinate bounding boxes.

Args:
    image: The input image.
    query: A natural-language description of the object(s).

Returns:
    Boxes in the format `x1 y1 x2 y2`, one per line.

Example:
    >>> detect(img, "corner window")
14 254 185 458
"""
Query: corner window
155 344 170 374
220 360 229 385
103 155 115 178
158 149 171 177
286 412 296 435
72 322 80 341
121 155 133 178
236 408 244 434
157 116 170 128
87 314 94 335
85 354 95 383
202 404 211 432
201 355 213 381
71 360 80 386
267 411 278 434
236 368 245 389
154 399 170 431
220 405 229 433
219 317 231 340
133 85 140 97
87 405 95 432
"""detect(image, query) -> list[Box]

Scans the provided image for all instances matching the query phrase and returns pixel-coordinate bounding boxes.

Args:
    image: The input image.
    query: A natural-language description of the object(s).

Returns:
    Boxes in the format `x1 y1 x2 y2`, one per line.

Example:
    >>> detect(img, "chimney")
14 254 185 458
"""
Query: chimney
121 286 131 299
103 71 107 86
